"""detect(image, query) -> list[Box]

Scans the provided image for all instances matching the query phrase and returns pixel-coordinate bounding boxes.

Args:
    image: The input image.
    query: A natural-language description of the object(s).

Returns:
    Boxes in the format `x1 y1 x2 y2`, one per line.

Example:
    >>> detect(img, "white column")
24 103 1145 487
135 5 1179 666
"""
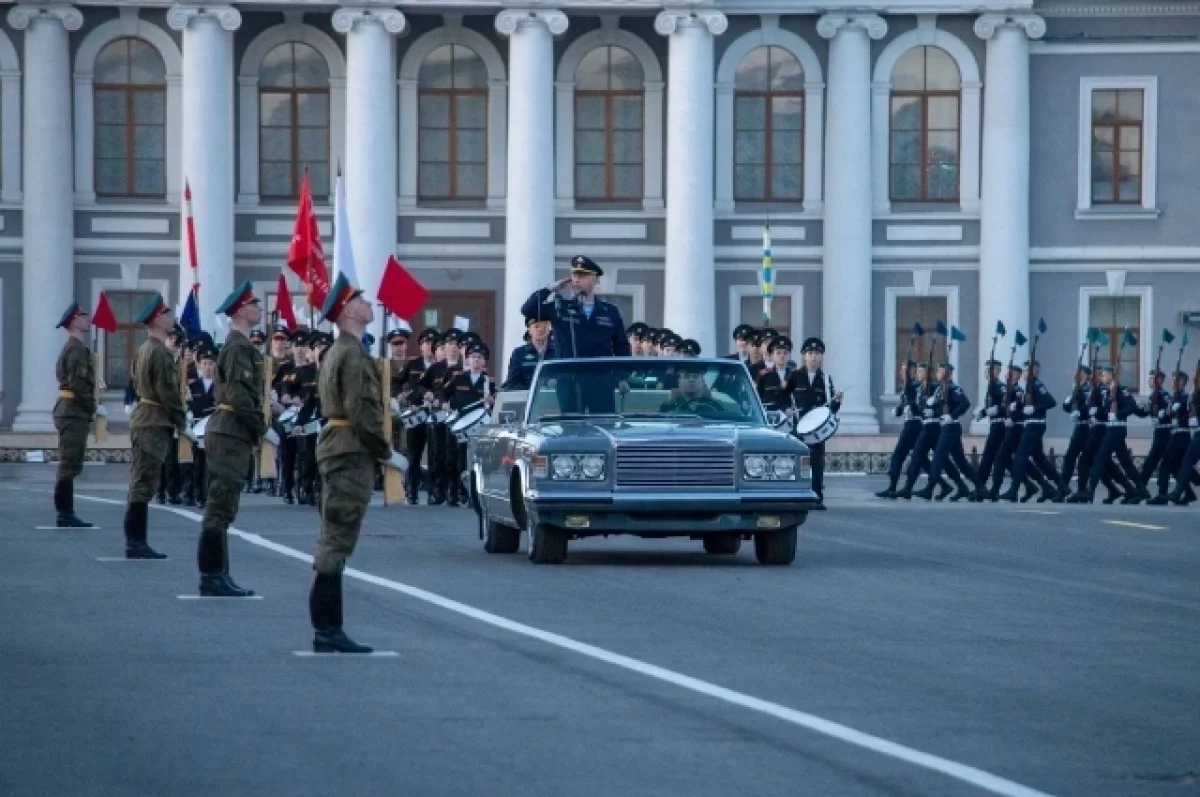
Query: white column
8 4 81 432
168 5 240 334
333 6 406 342
496 9 567 358
817 14 887 435
974 15 1043 382
656 9 726 357
0 68 20 204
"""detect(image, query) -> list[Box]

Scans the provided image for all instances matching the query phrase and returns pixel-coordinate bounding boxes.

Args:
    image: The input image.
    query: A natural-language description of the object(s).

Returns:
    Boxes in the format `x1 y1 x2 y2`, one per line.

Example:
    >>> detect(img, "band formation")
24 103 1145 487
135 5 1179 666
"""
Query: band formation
50 256 1200 652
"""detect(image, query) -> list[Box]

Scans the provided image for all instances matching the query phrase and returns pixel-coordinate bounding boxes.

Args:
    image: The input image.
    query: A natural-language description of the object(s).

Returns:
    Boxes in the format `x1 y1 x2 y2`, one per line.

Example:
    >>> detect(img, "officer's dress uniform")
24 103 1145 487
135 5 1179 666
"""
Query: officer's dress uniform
418 357 462 504
184 366 215 507
395 353 434 502
198 314 266 597
899 379 946 498
971 371 1008 500
1149 382 1197 503
1087 381 1147 503
1166 384 1200 504
1072 381 1132 502
53 313 98 527
922 376 975 500
878 375 924 497
1006 375 1061 501
787 364 840 505
1137 383 1173 486
440 369 495 503
125 297 187 559
1059 379 1092 494
503 340 549 391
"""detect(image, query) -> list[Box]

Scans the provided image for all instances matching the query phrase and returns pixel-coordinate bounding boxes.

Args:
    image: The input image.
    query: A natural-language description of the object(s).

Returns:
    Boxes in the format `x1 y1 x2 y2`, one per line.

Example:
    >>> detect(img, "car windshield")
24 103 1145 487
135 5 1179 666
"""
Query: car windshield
527 358 765 425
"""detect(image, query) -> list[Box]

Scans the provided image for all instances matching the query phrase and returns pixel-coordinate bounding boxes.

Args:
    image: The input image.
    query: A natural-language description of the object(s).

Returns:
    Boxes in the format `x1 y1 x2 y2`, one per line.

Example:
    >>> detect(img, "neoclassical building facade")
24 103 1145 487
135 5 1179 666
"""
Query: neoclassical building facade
0 0 1197 437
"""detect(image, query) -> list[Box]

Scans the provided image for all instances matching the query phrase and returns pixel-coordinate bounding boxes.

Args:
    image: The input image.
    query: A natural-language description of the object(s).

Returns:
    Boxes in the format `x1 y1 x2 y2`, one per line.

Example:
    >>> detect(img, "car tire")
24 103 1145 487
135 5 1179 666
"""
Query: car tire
528 522 568 565
484 520 521 554
702 535 742 555
754 526 798 566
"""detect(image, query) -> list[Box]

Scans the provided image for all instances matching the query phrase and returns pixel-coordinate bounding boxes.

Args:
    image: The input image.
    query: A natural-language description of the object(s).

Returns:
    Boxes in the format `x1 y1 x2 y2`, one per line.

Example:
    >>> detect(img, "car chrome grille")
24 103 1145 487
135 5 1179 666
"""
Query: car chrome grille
615 443 736 488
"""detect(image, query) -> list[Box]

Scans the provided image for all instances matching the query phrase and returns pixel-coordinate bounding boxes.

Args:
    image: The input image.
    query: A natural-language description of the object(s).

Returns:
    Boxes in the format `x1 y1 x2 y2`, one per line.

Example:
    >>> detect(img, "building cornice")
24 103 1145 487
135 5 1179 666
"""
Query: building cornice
1037 3 1200 18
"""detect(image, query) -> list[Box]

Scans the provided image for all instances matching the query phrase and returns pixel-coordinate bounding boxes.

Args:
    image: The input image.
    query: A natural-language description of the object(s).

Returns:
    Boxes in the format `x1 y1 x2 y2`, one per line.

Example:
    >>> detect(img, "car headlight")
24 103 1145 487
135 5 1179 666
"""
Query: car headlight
743 454 798 481
549 454 606 481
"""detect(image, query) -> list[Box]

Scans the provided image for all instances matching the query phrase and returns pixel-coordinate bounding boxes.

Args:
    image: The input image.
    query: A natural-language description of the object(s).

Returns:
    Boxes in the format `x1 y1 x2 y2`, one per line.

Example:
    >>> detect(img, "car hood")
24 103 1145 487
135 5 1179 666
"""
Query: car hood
532 419 802 449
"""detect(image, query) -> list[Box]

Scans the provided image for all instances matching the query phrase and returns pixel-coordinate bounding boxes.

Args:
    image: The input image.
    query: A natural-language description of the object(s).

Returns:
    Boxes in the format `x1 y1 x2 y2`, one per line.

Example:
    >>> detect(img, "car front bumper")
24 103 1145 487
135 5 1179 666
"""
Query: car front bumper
525 489 817 536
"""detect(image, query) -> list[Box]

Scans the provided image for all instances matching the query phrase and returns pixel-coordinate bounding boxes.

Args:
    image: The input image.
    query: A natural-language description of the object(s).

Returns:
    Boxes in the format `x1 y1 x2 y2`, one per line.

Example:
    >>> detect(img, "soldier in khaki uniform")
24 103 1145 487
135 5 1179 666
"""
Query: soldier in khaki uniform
309 273 407 653
53 301 101 528
123 294 187 559
197 280 271 597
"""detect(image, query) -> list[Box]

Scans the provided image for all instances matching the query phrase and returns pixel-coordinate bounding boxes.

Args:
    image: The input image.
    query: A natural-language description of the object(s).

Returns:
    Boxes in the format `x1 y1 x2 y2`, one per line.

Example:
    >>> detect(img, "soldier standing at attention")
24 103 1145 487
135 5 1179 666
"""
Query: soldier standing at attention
308 273 407 653
123 294 186 560
53 302 101 528
755 335 793 412
196 280 269 598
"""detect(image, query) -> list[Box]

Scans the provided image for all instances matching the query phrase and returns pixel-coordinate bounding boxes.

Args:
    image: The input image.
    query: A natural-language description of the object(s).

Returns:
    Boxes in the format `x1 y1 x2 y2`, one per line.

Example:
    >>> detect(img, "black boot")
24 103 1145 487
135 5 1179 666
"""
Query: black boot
1066 486 1094 504
912 483 935 501
198 528 254 597
875 477 899 499
998 486 1020 502
895 482 914 500
950 481 972 502
55 480 95 528
311 573 372 654
283 490 295 505
1020 477 1039 503
1146 492 1170 506
935 480 953 501
125 503 167 559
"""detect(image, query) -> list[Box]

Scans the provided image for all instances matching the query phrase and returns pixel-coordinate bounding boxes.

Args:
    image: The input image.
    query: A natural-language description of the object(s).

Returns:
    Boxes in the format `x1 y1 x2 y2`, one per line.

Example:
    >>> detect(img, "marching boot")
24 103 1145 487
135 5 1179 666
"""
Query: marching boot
1167 485 1187 505
1066 479 1094 504
894 480 914 500
950 479 972 502
1020 477 1039 503
197 529 255 597
124 502 167 559
311 573 373 654
1147 491 1171 506
55 480 95 528
935 479 954 501
998 485 1020 502
283 490 295 506
875 476 899 499
912 482 935 501
1182 484 1197 505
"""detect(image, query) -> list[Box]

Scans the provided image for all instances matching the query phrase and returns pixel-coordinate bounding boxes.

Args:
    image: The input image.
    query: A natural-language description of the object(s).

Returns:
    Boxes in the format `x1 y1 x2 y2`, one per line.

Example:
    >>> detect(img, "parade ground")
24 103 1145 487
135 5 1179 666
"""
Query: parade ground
2 463 1197 797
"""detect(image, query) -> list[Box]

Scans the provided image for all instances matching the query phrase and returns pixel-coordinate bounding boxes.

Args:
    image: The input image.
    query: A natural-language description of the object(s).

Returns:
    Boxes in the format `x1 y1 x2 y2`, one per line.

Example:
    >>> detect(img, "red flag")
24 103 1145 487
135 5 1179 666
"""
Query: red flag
286 170 330 308
275 273 298 330
92 290 118 334
377 255 429 321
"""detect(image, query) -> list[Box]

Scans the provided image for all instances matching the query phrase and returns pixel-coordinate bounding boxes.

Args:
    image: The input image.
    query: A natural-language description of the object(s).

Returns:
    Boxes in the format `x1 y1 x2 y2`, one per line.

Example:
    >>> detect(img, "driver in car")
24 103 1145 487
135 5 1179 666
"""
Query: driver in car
658 366 725 416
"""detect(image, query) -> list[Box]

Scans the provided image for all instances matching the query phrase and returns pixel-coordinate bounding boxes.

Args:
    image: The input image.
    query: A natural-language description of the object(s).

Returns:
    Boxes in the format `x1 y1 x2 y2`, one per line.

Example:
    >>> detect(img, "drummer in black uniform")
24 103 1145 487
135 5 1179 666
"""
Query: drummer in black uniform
440 341 495 507
395 327 437 504
787 337 842 511
755 335 793 411
417 330 463 505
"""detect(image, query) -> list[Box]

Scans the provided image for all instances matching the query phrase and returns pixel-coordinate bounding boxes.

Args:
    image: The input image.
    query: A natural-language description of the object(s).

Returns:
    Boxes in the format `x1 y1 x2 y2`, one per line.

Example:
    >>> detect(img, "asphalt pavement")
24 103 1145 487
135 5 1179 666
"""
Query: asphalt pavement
1 463 1198 797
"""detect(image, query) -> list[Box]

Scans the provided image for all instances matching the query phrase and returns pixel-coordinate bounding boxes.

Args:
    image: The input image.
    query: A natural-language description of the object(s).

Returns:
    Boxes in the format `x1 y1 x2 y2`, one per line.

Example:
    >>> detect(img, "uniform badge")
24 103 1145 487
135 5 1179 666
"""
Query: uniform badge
243 370 251 378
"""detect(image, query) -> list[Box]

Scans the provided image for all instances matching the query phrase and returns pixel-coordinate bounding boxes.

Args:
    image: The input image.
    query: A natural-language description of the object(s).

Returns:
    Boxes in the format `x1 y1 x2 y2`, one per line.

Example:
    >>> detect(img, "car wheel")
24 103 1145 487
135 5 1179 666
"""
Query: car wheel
484 520 521 554
702 535 741 555
754 526 798 566
528 521 568 565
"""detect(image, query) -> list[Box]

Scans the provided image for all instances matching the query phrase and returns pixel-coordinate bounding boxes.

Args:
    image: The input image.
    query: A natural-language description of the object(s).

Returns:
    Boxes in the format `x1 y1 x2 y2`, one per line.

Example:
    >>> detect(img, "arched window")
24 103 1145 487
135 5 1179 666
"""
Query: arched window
575 46 644 203
94 38 167 198
259 42 330 199
734 46 803 202
889 46 960 202
419 44 488 200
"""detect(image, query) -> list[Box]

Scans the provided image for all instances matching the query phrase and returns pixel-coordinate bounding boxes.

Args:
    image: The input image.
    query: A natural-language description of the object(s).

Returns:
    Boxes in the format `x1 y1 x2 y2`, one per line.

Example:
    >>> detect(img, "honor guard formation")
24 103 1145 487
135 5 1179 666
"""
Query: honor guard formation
50 258 1199 651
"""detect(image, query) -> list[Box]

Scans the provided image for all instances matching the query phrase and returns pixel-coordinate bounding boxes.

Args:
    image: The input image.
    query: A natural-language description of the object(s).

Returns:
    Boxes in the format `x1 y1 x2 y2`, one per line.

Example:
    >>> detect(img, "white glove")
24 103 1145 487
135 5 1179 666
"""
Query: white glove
263 428 280 447
1190 418 1198 428
923 409 933 418
390 397 402 418
987 406 998 417
1070 410 1080 420
925 397 936 406
187 411 194 424
303 420 321 435
1009 402 1018 413
384 451 409 472
1158 410 1167 419
95 405 108 418
1090 406 1099 417
941 414 951 423
1020 405 1031 416
124 404 133 417
186 426 199 443
1172 402 1182 412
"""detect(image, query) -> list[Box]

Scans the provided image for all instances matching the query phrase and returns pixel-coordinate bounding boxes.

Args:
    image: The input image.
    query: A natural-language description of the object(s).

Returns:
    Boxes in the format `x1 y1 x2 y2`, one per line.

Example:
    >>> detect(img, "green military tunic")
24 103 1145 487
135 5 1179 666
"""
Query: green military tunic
53 336 97 481
314 333 391 574
200 329 266 556
128 336 187 503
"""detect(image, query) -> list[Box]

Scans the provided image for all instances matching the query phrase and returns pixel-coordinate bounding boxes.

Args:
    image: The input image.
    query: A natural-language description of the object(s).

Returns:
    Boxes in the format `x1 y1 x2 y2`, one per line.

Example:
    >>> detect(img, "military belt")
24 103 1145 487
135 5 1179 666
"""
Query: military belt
327 418 352 428
1025 419 1046 425
58 390 76 399
217 403 235 412
1172 428 1191 435
1106 421 1127 427
140 398 163 408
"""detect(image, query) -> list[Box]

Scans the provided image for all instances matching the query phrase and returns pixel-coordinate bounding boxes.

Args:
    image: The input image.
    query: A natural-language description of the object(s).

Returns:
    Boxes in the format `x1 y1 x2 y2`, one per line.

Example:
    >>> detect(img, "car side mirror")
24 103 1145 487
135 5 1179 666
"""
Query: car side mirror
497 410 518 425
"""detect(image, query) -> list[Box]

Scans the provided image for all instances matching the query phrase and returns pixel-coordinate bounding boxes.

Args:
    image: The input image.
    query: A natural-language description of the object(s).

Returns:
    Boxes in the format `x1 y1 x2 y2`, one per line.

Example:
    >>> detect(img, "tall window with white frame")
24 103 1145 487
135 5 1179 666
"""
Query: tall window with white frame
104 290 156 390
1089 296 1141 378
889 46 960 203
1090 89 1143 205
894 296 947 391
259 42 330 200
734 46 803 203
419 44 488 202
739 294 793 342
94 38 167 199
575 46 644 204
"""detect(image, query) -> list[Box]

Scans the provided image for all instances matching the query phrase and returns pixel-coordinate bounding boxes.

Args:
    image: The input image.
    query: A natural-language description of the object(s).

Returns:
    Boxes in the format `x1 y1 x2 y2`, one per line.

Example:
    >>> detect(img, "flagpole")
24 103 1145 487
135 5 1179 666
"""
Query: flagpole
761 218 773 326
183 180 202 337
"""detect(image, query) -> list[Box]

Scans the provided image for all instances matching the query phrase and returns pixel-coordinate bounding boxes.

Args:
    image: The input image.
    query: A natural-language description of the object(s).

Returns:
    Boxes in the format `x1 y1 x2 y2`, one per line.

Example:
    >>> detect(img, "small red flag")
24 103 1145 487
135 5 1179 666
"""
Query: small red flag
377 255 429 321
286 170 330 308
92 290 118 334
275 273 298 330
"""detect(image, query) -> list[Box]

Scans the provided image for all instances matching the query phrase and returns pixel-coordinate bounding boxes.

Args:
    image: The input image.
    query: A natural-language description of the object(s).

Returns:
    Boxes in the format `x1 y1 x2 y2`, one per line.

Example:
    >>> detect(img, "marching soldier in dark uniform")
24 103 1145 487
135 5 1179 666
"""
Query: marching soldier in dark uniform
914 362 975 502
878 361 925 499
755 335 793 411
440 341 496 505
417 330 463 505
1080 365 1148 504
503 316 552 391
395 327 437 504
897 363 950 501
1148 369 1196 504
183 346 217 508
1163 364 1200 505
1003 360 1061 502
968 359 1008 501
787 337 841 510
1058 363 1093 496
984 364 1037 502
53 302 99 528
1137 370 1173 488
123 294 186 559
1071 364 1134 504
197 281 267 597
308 273 406 653
1068 365 1139 503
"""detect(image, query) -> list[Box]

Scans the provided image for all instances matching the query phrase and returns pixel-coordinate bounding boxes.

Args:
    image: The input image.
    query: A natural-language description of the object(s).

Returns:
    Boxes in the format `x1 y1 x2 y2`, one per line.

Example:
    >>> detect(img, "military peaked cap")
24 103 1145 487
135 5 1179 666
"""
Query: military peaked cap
570 255 603 277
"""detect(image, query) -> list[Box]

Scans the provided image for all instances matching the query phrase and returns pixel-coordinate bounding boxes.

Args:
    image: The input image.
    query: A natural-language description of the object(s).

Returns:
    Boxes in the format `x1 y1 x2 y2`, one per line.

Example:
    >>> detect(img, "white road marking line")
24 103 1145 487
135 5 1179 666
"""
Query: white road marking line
1015 510 1060 516
177 595 264 601
95 556 167 562
1104 520 1165 531
291 651 399 658
75 493 1053 797
35 525 103 530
